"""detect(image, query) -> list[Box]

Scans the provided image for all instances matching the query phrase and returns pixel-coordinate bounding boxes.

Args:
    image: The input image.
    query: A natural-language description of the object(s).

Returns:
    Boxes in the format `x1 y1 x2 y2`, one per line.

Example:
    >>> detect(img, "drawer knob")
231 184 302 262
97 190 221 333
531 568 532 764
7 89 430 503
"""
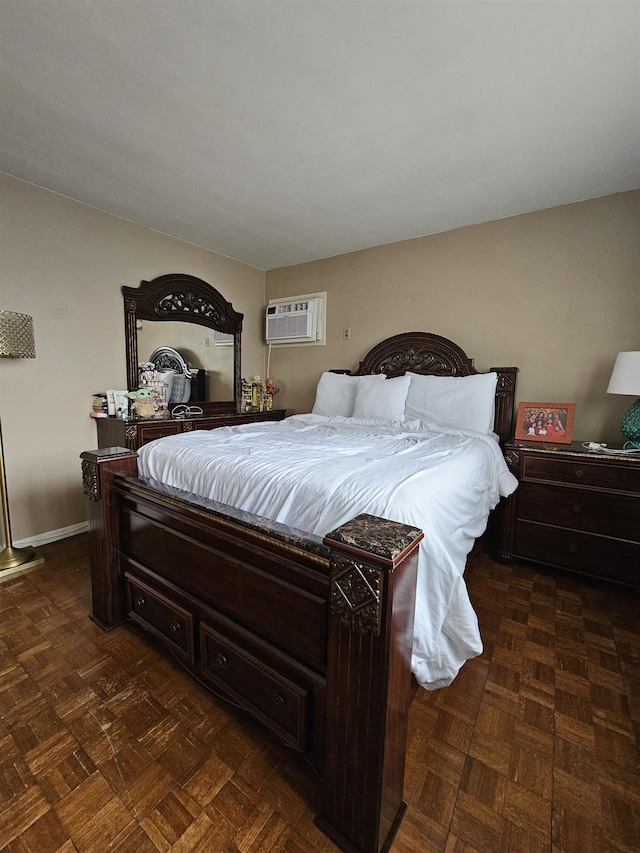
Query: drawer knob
568 543 577 553
170 620 181 633
574 469 584 479
135 597 145 609
273 693 286 710
215 653 227 669
572 504 582 514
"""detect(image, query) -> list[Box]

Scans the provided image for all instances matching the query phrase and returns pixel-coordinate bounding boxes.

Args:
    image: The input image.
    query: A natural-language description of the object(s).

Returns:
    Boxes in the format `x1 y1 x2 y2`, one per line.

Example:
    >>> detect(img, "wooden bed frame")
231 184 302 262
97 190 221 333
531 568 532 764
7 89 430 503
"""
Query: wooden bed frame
81 332 516 853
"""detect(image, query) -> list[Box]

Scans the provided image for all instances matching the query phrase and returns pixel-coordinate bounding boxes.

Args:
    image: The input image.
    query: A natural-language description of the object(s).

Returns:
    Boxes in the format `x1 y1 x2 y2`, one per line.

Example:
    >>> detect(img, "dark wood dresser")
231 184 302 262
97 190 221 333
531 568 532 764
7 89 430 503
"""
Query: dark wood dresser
95 409 286 451
499 441 640 587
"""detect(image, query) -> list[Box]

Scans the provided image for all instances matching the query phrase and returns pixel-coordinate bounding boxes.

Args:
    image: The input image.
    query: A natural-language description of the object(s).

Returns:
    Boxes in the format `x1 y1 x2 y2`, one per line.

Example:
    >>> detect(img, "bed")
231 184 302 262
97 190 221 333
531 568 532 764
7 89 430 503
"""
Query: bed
81 331 517 853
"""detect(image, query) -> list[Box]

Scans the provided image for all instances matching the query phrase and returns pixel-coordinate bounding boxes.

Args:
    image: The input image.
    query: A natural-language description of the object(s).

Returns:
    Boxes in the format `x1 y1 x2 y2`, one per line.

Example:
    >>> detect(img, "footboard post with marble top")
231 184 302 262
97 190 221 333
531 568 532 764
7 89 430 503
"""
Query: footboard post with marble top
318 516 423 853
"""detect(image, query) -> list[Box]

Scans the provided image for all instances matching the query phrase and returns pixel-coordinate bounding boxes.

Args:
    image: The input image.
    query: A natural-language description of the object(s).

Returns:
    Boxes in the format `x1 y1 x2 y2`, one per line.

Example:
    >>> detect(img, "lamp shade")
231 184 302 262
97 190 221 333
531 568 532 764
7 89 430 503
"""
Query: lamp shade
607 351 640 396
0 311 36 358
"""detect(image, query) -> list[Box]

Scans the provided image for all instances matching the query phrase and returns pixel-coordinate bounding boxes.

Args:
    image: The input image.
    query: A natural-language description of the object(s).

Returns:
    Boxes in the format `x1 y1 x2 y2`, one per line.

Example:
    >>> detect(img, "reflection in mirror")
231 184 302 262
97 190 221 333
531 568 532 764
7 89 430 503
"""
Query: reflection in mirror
122 273 243 413
137 320 234 402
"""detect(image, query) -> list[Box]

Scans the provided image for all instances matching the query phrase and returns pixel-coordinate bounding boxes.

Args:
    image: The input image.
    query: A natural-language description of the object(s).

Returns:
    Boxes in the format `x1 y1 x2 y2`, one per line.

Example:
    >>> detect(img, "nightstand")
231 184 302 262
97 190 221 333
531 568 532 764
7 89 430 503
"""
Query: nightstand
499 441 640 587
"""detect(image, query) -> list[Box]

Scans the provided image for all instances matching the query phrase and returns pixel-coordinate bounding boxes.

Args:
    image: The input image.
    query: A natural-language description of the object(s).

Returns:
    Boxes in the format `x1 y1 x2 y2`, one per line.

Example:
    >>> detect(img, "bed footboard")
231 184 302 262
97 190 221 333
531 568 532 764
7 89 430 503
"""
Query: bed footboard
81 447 423 853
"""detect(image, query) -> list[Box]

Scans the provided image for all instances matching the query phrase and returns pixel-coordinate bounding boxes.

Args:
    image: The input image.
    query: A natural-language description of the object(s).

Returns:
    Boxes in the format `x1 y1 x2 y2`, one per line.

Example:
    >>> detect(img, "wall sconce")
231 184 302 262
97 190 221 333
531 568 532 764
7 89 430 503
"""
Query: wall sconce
607 351 640 450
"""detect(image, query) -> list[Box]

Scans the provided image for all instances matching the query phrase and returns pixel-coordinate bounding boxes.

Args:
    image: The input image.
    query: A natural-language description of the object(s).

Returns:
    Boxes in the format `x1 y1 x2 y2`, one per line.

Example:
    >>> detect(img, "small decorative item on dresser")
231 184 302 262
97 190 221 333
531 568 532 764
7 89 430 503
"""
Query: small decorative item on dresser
514 401 575 444
241 376 279 412
91 393 108 417
127 387 168 419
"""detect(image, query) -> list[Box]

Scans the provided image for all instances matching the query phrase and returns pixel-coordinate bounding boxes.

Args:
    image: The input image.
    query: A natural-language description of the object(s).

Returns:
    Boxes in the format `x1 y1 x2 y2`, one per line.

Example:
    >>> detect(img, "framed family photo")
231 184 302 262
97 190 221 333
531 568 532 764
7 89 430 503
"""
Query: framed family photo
514 402 575 444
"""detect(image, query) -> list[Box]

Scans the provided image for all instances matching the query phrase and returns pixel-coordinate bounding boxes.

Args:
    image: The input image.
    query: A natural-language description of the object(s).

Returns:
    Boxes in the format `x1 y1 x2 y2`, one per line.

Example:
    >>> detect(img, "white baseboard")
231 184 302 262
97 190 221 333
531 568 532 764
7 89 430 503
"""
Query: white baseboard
14 521 89 549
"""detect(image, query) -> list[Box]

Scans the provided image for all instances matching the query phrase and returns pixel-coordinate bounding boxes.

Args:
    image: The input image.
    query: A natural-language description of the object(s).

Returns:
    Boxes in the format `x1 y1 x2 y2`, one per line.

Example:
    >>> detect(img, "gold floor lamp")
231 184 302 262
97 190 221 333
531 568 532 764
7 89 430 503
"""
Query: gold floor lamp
0 310 44 573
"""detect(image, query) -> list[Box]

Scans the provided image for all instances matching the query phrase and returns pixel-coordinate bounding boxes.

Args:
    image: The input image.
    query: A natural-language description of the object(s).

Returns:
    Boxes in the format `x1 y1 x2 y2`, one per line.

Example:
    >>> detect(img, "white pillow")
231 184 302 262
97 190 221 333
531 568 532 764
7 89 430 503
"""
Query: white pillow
405 371 497 433
353 374 410 421
312 372 385 418
169 372 191 404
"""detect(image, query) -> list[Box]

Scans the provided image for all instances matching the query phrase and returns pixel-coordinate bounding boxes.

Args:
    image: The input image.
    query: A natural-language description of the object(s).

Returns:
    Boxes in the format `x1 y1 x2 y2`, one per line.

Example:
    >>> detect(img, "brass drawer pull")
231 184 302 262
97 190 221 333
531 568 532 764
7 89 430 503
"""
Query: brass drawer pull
170 620 181 633
135 597 145 608
572 504 582 514
215 653 227 669
273 693 286 710
574 469 584 479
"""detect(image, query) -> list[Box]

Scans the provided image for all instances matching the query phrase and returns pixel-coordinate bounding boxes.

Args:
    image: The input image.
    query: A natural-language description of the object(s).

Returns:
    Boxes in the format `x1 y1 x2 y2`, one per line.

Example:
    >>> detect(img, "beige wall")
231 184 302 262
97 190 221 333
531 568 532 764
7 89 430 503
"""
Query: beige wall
0 173 266 543
266 191 640 444
2 176 638 545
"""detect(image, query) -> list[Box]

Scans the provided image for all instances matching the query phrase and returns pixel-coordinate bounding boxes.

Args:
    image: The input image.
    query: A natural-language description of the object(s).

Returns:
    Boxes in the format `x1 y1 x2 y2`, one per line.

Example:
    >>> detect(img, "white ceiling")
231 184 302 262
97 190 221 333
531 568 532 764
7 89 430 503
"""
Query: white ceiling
1 1 639 270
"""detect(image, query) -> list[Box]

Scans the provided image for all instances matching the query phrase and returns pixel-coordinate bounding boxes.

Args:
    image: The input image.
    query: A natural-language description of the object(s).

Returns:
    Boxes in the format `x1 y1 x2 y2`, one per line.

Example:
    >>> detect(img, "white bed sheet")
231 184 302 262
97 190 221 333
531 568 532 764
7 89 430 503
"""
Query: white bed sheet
137 414 517 689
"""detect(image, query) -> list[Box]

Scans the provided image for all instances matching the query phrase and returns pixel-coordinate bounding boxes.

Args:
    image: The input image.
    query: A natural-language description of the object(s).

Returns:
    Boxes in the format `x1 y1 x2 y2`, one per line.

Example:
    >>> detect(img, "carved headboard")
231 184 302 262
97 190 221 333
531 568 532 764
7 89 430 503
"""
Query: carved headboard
350 331 517 445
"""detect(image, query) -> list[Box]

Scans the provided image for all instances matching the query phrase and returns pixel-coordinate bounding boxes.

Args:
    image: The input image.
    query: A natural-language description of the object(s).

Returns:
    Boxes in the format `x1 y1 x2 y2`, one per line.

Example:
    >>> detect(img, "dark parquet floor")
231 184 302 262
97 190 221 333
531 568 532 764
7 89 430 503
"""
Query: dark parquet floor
0 534 638 852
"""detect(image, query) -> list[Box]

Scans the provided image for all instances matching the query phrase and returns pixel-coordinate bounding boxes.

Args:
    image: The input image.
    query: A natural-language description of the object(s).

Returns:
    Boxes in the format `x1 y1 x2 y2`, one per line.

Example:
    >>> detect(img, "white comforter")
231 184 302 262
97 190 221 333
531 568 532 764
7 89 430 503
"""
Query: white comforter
137 414 517 689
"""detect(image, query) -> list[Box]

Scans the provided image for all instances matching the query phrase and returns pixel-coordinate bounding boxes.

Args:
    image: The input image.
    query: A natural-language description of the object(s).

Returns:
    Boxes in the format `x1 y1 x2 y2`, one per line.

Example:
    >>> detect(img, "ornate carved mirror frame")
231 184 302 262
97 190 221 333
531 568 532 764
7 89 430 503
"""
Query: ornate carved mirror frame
122 273 244 413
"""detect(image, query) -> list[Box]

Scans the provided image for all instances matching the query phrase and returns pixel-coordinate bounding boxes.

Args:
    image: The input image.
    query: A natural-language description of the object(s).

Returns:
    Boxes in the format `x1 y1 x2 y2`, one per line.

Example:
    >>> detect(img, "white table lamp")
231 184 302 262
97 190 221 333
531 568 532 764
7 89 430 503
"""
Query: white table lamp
607 351 640 449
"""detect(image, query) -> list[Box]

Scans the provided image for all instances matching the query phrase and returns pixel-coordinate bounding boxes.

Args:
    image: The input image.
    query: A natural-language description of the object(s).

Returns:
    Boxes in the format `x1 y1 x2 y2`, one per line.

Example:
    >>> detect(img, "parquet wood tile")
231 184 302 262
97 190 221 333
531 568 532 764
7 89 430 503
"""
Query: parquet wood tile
1 534 639 852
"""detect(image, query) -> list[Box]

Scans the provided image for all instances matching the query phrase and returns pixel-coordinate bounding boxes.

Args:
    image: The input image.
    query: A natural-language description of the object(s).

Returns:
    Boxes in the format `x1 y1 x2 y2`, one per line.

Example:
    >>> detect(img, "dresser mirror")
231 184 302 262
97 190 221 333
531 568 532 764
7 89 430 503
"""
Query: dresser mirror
122 273 243 413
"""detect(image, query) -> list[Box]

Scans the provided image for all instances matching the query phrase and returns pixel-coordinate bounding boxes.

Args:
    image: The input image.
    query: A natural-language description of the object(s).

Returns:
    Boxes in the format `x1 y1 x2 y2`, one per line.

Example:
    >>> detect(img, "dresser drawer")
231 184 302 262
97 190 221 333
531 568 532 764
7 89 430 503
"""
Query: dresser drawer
522 456 640 493
515 521 640 586
125 573 196 664
137 420 182 446
200 621 309 752
518 483 640 541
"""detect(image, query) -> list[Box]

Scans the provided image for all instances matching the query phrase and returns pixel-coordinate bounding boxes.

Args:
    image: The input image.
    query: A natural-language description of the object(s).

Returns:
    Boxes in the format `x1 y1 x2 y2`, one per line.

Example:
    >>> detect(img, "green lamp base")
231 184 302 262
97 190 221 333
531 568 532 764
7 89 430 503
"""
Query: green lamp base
620 397 640 449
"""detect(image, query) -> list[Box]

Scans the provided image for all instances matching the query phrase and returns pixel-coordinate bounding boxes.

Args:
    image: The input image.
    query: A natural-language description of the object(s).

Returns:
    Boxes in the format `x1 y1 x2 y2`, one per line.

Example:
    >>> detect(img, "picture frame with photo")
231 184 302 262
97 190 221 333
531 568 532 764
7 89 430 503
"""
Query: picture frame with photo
514 402 575 444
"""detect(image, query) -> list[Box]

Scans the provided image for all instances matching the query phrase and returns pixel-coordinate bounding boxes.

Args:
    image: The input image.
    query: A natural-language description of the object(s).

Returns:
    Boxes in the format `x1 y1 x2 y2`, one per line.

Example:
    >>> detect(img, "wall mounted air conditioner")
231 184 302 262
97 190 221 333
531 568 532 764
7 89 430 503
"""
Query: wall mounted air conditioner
212 330 234 345
265 292 326 345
